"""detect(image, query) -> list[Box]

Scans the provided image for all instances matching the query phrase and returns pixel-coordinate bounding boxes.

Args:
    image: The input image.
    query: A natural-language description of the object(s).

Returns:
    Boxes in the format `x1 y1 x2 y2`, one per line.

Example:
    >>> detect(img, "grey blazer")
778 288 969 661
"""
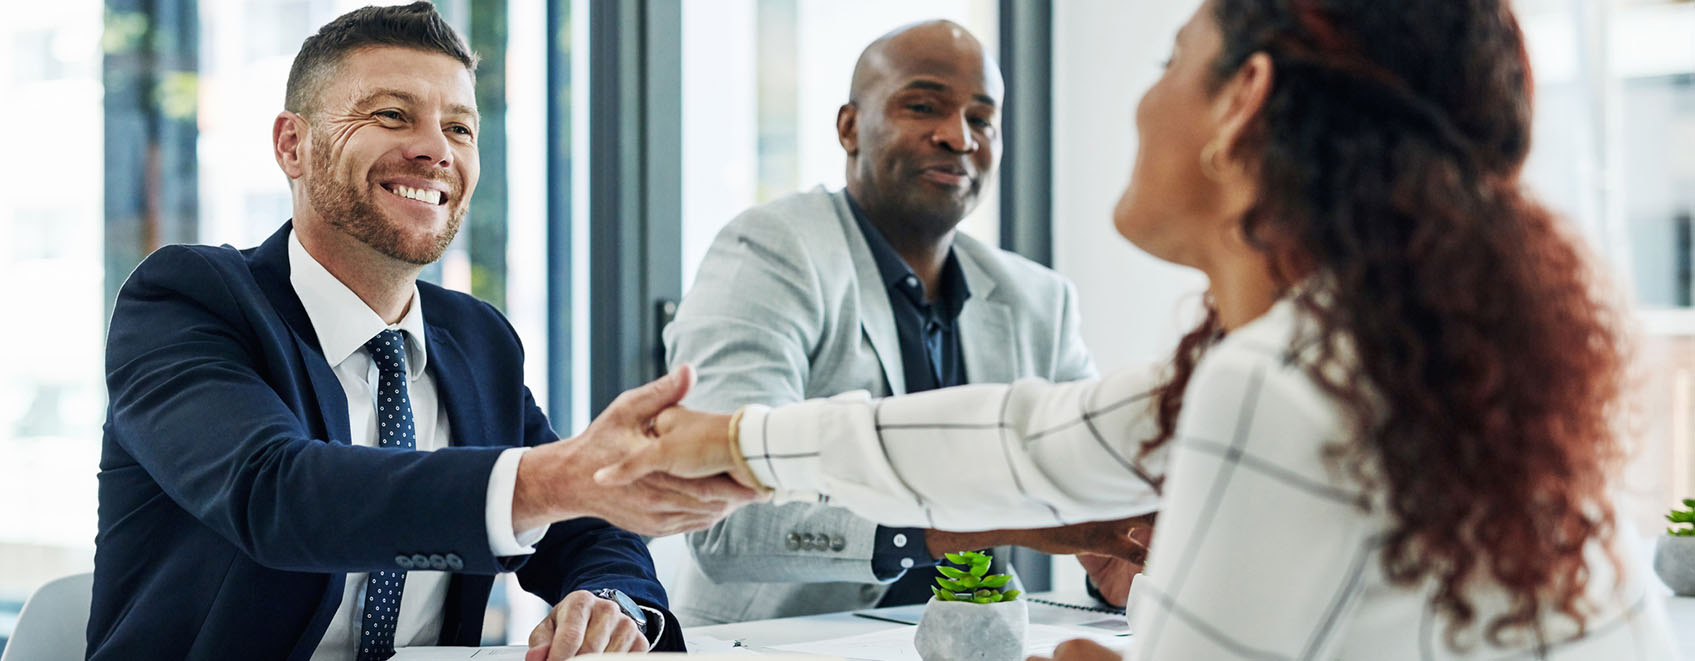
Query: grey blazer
663 187 1097 625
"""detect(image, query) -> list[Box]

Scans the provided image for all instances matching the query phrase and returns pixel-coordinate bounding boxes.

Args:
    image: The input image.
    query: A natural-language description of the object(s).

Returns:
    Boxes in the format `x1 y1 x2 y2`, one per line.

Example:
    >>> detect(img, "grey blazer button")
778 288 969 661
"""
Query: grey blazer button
786 532 803 550
428 554 449 570
830 536 846 552
800 533 817 551
411 554 430 570
395 554 415 570
445 553 464 571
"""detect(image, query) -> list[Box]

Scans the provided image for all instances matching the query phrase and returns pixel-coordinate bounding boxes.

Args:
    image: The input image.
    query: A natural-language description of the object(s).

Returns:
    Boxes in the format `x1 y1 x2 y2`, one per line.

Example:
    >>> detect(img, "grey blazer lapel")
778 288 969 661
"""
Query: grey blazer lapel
829 191 908 395
957 249 1018 384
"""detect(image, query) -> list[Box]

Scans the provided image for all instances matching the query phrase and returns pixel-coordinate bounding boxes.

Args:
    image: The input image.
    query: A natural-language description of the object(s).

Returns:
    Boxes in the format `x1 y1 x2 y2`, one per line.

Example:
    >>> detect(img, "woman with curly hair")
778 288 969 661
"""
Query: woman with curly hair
596 0 1678 657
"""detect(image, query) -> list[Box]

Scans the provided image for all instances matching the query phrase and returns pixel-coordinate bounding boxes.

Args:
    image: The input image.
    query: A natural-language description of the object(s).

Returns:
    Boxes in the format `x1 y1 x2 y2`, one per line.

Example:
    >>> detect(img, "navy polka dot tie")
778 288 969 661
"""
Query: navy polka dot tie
359 330 415 661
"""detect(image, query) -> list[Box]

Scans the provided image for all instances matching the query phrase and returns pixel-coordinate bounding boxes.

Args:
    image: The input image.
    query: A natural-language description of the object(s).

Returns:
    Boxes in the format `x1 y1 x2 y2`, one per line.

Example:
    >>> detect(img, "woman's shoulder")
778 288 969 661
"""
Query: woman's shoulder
1181 298 1364 489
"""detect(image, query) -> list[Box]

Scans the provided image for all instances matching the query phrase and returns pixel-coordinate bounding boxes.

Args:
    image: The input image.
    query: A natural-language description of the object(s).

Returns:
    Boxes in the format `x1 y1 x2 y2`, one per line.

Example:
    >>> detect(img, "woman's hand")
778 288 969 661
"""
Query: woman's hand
1028 638 1123 661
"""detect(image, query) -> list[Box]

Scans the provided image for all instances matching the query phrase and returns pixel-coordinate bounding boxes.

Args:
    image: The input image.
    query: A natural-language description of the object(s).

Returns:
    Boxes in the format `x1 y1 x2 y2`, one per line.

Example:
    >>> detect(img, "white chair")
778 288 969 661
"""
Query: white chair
2 573 92 661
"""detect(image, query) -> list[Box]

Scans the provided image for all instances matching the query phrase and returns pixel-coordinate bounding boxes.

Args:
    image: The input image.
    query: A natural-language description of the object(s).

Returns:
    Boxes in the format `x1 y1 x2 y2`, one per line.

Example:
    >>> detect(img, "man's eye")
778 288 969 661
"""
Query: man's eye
908 103 935 114
449 125 474 137
376 110 404 120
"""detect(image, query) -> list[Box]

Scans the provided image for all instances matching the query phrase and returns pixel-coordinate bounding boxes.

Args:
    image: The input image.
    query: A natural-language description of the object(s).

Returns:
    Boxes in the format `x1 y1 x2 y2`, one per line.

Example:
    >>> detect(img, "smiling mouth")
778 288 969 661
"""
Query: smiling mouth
382 183 446 206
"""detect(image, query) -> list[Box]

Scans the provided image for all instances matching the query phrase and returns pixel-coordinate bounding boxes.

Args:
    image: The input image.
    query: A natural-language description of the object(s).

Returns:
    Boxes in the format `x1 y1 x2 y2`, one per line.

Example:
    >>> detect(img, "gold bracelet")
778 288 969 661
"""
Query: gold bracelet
725 407 769 491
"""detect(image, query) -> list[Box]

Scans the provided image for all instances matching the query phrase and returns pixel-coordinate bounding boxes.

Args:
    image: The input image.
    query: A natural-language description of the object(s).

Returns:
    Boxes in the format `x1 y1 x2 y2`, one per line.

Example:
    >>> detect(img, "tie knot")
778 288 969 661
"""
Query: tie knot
364 329 408 377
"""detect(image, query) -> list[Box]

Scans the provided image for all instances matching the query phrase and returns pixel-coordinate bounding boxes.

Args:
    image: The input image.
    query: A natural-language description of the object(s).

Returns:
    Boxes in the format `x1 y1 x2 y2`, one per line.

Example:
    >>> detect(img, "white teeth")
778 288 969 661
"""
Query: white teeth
390 185 442 205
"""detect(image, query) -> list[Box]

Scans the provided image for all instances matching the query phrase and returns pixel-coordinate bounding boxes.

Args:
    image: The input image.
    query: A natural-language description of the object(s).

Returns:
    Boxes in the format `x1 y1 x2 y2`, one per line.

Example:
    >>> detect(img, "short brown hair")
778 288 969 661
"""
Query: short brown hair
284 1 478 115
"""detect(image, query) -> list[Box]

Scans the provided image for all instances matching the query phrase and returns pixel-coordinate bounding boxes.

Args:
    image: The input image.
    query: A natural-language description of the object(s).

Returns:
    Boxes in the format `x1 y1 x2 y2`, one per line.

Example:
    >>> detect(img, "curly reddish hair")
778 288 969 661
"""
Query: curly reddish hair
1142 0 1625 649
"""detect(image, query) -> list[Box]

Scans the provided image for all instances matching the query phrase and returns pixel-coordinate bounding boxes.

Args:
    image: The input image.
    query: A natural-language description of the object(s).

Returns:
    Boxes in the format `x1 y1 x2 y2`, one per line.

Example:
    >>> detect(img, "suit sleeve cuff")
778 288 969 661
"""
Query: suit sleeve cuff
486 447 549 557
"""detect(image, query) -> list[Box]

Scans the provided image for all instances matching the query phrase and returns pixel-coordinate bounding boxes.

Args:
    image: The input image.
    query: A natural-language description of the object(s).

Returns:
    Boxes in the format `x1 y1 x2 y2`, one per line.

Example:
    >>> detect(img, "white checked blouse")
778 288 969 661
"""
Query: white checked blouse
736 297 1676 659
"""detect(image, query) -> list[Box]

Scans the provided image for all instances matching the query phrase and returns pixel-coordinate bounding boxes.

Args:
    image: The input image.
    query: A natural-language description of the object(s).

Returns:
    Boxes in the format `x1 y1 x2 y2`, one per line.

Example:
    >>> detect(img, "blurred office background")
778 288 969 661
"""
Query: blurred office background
1 0 1691 649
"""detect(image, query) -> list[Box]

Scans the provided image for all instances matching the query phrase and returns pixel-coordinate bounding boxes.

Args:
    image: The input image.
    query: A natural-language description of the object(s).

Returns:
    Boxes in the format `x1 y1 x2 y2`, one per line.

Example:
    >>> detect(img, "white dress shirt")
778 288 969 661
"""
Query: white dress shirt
737 296 1676 659
288 232 546 660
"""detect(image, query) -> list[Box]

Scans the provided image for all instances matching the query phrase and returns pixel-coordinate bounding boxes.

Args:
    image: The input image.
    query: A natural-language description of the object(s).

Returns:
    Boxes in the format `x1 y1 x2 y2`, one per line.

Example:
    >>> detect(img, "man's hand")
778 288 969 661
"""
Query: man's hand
592 401 761 491
927 513 1155 563
525 590 649 660
513 365 762 535
1078 555 1139 608
1027 637 1123 661
1077 514 1152 607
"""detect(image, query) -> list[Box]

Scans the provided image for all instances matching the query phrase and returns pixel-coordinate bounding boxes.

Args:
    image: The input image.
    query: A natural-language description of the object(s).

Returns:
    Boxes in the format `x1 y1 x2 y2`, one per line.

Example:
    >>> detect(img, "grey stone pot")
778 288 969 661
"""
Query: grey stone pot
914 598 1029 661
1655 535 1695 597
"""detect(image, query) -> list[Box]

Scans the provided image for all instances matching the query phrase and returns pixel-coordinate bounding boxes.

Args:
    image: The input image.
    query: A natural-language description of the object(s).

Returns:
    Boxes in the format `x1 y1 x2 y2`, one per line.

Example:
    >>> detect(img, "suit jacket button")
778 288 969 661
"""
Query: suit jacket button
446 554 464 571
428 554 449 570
800 533 817 551
395 554 415 570
830 536 846 552
787 532 803 550
411 554 430 570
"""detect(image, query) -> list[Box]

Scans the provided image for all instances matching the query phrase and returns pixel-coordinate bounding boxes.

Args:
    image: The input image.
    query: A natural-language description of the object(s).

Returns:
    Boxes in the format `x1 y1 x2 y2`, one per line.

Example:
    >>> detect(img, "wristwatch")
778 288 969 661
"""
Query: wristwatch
592 588 649 633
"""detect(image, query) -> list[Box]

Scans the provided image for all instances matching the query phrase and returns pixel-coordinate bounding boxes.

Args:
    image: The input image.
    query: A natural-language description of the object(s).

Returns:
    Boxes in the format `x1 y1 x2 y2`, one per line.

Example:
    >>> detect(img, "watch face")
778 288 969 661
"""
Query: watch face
597 589 647 628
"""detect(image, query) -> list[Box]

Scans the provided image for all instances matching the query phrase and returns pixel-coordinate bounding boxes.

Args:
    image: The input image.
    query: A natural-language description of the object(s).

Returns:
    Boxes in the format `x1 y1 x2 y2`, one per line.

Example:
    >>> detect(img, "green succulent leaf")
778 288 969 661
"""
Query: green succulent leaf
972 596 996 604
960 575 981 589
932 586 953 601
969 562 989 577
1002 590 1022 601
937 566 968 579
944 552 969 564
979 574 1012 589
937 578 967 591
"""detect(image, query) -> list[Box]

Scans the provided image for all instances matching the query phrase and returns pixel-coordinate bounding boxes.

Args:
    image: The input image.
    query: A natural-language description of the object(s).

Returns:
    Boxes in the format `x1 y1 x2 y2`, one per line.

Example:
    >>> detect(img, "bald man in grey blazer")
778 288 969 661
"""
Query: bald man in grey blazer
662 21 1146 625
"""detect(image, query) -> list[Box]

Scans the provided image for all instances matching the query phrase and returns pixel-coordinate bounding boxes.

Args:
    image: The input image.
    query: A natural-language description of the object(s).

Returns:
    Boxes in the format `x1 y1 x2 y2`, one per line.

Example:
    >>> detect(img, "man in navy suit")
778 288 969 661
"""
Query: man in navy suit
90 4 757 659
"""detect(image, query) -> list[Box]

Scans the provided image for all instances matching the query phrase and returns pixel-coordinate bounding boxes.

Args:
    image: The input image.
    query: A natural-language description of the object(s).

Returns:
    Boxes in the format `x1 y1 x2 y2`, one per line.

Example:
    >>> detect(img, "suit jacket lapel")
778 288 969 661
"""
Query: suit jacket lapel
956 248 1018 384
246 220 351 444
829 192 908 395
423 319 490 448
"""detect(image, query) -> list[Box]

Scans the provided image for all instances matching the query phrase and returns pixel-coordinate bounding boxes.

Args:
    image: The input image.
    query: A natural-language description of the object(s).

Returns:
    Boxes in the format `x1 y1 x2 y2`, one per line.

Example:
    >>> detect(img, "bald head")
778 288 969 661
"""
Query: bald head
836 19 1005 249
849 20 1003 106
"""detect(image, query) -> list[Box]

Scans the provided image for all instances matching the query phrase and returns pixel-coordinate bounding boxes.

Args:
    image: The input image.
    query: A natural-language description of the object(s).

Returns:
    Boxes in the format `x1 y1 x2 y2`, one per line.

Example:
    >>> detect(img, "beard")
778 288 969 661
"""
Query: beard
305 134 466 266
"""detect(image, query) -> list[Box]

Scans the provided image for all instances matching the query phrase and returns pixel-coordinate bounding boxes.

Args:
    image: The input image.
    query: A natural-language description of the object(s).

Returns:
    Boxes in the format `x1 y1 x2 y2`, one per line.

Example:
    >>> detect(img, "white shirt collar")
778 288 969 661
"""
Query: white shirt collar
287 229 429 378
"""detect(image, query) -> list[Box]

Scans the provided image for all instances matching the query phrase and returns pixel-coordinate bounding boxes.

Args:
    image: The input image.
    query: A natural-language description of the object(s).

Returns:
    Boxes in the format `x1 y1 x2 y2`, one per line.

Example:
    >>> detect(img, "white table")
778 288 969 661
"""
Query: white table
691 591 1695 659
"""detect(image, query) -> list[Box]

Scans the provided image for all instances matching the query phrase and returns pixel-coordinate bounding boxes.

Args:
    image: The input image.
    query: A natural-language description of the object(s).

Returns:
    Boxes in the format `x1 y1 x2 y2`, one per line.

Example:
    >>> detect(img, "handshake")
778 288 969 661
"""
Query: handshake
510 365 764 538
513 366 1154 577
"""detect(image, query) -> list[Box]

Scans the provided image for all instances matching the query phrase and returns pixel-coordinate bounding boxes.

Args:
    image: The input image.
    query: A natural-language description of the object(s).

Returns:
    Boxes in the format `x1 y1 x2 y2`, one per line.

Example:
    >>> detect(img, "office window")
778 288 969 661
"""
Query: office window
1 0 563 648
0 2 107 642
678 0 999 288
1517 0 1695 530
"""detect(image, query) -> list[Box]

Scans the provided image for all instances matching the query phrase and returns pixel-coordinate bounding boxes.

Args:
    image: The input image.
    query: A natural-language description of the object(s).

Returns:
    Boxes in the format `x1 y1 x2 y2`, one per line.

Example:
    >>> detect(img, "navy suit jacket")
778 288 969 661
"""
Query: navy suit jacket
90 222 682 659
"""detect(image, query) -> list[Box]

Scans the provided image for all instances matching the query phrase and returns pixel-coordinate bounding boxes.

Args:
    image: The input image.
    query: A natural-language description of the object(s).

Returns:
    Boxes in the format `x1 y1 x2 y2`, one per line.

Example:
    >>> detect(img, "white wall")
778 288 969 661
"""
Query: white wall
1052 0 1208 375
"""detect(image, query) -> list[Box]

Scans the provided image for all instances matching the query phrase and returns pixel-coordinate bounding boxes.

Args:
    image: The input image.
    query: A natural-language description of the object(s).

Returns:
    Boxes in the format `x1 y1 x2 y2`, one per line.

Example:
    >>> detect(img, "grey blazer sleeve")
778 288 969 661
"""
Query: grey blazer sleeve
665 208 887 584
1054 279 1099 382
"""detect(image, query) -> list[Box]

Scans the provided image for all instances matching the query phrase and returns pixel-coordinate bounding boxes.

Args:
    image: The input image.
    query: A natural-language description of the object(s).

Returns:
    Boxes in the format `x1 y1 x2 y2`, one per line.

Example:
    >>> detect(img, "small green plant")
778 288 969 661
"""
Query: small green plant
930 550 1020 604
1669 498 1695 537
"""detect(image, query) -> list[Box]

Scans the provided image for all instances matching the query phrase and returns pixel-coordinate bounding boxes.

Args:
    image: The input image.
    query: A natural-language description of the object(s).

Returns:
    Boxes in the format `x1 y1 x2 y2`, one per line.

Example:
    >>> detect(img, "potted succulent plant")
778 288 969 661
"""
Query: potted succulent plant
1655 498 1695 596
914 551 1026 661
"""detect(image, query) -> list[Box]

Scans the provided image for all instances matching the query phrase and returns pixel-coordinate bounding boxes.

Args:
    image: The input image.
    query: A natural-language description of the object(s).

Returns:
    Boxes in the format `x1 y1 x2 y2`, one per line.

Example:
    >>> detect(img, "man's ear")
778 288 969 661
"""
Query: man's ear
836 103 859 156
273 111 308 180
1211 52 1274 161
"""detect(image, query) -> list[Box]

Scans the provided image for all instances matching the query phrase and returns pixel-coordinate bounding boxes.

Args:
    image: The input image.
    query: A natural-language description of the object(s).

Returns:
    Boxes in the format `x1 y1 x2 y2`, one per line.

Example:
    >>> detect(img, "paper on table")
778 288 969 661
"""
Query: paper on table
767 623 1125 660
390 646 527 659
682 632 763 655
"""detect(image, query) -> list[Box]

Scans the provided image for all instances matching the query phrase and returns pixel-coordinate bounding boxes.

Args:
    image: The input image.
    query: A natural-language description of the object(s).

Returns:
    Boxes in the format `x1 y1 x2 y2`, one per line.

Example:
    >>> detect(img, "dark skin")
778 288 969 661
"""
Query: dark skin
837 20 1003 303
835 22 1151 568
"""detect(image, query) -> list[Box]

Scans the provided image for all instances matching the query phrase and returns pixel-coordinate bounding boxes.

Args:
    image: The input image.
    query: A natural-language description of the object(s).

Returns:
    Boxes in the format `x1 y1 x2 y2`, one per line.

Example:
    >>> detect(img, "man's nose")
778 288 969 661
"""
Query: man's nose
930 112 979 154
401 123 454 168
